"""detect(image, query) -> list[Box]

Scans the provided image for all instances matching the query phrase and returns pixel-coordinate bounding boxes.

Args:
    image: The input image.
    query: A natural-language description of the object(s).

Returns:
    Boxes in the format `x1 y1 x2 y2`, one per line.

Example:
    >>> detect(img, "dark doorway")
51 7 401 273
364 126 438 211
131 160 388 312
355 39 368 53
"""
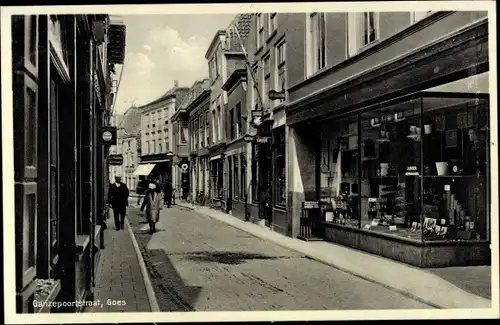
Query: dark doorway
227 156 233 213
258 142 272 226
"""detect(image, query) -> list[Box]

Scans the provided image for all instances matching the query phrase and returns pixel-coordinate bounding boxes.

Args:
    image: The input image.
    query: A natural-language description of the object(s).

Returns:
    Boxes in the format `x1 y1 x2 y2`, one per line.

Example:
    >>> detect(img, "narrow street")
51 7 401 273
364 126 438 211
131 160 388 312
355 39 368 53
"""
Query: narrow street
126 203 433 311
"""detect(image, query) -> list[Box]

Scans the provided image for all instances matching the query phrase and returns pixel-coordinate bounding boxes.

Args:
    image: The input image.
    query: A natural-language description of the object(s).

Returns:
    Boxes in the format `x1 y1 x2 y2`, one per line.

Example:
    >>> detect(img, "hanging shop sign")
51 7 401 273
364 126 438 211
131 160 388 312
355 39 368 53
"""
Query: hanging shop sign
99 126 117 145
268 90 286 101
108 154 123 166
255 136 270 144
180 162 189 173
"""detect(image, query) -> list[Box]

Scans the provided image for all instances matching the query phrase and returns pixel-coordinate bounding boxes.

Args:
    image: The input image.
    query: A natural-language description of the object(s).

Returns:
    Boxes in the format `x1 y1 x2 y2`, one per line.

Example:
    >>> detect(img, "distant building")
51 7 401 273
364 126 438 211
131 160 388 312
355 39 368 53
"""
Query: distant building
109 106 141 190
134 81 190 188
204 13 253 211
172 79 211 200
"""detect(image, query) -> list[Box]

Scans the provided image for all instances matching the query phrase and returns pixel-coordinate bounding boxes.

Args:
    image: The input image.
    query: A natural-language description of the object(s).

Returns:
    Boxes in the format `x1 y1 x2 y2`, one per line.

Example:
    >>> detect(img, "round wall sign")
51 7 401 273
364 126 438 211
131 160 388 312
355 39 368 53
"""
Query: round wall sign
102 131 113 141
181 163 189 171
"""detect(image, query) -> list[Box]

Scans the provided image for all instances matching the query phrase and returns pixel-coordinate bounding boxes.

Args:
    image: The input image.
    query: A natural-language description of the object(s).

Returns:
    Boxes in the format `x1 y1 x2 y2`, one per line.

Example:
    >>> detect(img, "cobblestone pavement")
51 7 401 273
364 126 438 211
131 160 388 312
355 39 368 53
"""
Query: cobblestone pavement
127 205 434 311
85 214 151 313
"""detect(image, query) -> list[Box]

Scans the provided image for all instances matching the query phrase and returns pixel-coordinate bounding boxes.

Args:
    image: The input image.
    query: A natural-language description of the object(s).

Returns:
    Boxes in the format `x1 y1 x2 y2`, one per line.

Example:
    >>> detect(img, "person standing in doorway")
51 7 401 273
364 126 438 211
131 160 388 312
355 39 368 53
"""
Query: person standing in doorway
140 182 163 234
107 176 130 230
163 180 173 207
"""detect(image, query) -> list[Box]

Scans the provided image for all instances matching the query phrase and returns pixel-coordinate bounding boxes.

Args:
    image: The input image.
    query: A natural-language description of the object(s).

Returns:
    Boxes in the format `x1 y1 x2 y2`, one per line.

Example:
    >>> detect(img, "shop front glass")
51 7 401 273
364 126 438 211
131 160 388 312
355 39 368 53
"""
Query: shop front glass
320 92 490 243
319 115 360 229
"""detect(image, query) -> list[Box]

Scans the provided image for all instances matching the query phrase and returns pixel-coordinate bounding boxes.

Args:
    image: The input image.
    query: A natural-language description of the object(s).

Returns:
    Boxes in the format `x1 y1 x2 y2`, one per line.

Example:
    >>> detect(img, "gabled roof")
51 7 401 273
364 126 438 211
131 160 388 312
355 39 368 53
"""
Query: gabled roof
225 13 254 52
178 79 211 110
139 85 190 110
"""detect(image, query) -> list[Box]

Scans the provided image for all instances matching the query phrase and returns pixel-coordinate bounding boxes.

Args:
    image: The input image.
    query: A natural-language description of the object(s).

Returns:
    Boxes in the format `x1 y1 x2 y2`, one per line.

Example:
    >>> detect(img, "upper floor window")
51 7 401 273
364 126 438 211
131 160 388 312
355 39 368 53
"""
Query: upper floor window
209 54 220 81
251 65 260 110
362 12 378 46
235 102 243 138
307 12 326 76
263 54 271 109
276 40 286 93
411 11 433 23
348 12 380 57
256 13 264 50
229 108 235 140
268 13 277 36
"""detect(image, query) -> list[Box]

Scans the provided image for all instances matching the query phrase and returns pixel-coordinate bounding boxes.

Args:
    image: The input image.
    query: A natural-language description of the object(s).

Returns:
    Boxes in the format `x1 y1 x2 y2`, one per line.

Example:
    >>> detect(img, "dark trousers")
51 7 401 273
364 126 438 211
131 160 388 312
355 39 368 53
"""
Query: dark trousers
164 193 172 207
113 206 126 229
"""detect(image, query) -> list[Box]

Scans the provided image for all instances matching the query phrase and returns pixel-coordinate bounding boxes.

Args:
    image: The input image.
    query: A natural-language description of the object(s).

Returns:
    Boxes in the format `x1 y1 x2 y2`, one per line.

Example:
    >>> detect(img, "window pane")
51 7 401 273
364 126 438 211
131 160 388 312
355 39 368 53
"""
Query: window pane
26 88 36 166
422 98 489 242
320 115 360 229
23 193 36 272
359 100 422 239
274 128 286 206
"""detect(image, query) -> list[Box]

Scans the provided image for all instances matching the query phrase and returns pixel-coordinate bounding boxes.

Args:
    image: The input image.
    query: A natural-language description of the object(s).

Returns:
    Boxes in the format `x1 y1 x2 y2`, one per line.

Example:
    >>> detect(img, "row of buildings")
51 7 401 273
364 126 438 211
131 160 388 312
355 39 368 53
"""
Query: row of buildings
12 14 126 312
116 11 491 268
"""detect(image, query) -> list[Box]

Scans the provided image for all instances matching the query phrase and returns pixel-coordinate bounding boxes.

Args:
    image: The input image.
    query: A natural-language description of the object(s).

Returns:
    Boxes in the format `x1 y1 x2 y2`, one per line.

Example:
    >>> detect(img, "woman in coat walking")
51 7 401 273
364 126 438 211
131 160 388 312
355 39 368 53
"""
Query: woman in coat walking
140 182 164 234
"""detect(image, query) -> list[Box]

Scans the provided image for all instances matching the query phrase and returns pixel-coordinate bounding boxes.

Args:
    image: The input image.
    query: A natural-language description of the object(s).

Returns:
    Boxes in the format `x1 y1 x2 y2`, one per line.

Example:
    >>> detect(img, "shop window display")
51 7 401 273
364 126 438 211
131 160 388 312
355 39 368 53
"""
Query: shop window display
360 99 423 240
319 92 490 244
420 94 489 242
319 116 360 228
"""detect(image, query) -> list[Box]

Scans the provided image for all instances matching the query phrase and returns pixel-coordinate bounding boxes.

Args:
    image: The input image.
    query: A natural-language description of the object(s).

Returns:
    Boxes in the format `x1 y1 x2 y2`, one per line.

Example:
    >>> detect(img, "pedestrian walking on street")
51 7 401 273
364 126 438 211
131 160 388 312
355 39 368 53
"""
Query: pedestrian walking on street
172 187 176 205
140 182 164 234
163 180 173 207
107 176 130 230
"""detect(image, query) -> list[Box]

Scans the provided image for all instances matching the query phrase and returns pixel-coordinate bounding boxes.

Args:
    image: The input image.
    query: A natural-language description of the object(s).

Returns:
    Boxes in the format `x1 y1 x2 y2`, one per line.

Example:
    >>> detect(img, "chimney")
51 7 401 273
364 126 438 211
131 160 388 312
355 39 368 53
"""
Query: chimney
174 80 179 88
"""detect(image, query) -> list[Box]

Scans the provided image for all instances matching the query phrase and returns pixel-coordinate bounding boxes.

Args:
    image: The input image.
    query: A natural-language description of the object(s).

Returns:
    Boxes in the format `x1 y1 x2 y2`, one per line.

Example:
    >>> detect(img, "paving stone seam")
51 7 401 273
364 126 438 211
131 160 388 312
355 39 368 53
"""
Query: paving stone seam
126 218 160 312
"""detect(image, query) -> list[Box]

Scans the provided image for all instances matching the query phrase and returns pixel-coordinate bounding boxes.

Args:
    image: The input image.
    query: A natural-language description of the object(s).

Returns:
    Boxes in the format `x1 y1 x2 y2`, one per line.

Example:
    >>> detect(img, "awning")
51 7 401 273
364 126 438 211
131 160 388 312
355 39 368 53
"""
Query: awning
133 163 156 176
210 155 222 161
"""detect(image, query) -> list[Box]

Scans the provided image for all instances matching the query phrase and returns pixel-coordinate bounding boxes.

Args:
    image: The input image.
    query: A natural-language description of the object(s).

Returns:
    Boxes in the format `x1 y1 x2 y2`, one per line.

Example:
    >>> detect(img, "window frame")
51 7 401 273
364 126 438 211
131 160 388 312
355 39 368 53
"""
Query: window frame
262 54 271 109
275 39 287 94
306 12 327 77
411 11 434 24
256 13 264 50
268 13 278 37
273 127 286 207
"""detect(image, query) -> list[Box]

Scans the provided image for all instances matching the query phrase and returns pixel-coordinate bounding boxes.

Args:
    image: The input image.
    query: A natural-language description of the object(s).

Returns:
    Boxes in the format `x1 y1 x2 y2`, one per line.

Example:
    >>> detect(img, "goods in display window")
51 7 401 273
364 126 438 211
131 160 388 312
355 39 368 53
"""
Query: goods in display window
320 92 489 245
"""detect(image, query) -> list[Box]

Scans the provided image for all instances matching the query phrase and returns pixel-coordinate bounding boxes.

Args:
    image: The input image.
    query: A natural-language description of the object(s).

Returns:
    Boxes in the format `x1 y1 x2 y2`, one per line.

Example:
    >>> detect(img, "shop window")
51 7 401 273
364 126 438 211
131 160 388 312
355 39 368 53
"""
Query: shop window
234 156 239 199
240 153 247 199
251 144 260 203
359 100 422 238
274 127 286 207
307 12 326 76
319 116 360 229
420 95 489 242
348 93 491 243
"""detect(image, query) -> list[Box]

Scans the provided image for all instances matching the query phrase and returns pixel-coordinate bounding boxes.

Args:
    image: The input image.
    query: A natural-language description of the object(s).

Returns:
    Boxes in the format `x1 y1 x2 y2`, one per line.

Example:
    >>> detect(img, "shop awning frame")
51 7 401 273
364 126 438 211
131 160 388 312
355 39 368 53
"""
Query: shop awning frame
133 163 156 176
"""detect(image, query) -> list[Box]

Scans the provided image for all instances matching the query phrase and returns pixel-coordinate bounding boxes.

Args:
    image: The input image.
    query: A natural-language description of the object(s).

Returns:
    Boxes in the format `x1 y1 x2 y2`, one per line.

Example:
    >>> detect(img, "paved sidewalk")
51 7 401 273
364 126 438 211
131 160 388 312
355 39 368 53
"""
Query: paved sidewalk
84 213 154 313
177 202 492 309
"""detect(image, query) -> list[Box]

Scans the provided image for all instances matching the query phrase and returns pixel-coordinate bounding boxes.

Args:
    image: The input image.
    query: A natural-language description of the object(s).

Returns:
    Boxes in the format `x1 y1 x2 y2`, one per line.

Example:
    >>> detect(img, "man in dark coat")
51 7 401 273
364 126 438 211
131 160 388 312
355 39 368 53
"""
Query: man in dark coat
163 180 173 207
107 176 130 230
